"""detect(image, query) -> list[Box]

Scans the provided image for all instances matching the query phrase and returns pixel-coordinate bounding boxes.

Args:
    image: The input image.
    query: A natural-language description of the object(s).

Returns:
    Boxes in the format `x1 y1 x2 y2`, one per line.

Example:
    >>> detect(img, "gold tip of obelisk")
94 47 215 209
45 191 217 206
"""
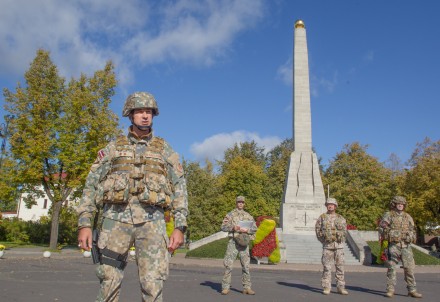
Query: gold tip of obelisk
294 19 305 29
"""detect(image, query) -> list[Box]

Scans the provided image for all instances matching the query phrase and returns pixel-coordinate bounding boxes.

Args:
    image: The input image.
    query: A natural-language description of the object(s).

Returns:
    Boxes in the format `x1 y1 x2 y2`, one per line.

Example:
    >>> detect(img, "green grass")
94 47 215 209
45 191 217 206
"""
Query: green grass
186 237 229 259
0 241 47 249
0 241 79 253
367 241 440 265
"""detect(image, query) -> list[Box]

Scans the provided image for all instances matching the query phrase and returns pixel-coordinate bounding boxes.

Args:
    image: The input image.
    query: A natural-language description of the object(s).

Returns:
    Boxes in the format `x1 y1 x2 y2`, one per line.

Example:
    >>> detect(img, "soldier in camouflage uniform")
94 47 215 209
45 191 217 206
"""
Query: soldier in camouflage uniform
379 196 422 298
315 198 349 295
220 196 257 296
77 92 188 302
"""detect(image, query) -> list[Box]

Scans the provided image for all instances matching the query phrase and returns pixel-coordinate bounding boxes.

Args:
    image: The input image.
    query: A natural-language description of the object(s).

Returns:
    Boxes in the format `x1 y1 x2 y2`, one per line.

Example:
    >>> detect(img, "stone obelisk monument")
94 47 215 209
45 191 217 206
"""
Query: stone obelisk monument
280 20 326 234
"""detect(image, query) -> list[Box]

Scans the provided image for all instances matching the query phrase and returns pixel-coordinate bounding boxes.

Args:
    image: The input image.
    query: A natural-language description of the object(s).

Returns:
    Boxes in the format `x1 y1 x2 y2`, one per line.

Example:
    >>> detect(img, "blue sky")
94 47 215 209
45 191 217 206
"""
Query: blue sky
1 0 439 169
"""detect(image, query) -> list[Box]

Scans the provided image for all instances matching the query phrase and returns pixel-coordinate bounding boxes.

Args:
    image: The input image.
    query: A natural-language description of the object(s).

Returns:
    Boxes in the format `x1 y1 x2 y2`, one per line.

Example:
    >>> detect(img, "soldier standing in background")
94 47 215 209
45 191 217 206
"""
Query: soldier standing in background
220 196 257 296
77 92 188 302
315 197 349 295
379 196 422 298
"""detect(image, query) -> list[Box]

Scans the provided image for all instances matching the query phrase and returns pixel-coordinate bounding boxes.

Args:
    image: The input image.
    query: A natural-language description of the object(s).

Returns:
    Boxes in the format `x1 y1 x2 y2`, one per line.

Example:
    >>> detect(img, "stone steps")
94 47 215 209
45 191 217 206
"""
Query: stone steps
282 234 361 265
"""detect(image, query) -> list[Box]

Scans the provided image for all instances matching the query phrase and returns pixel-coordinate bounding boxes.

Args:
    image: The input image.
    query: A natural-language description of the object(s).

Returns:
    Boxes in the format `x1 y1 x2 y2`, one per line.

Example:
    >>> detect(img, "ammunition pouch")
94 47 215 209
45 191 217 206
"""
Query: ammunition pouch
324 230 336 243
335 230 345 243
388 229 402 243
100 173 131 205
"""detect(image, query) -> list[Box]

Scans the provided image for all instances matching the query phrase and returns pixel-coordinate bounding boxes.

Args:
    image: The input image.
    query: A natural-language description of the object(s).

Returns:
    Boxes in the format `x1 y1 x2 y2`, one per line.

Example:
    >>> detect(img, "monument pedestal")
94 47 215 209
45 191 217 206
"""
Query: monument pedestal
281 151 326 235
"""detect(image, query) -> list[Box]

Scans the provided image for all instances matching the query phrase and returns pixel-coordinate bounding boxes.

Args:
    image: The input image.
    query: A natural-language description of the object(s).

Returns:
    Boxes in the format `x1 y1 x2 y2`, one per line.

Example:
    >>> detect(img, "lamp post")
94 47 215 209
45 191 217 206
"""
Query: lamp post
0 115 13 169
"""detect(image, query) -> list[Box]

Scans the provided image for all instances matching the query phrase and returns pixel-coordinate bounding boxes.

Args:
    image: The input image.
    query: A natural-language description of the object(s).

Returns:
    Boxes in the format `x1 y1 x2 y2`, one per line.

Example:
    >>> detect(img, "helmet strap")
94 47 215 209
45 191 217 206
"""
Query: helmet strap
129 114 153 132
132 122 152 132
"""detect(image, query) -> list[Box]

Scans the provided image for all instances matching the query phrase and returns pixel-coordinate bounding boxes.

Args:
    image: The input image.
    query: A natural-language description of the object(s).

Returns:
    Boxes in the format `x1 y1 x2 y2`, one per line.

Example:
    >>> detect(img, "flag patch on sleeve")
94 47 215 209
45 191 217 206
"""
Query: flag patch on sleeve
98 149 106 160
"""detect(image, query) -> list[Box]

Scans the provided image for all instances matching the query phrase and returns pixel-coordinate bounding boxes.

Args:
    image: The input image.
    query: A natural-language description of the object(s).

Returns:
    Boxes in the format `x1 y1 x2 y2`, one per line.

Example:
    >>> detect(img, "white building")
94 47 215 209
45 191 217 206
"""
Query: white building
17 187 79 221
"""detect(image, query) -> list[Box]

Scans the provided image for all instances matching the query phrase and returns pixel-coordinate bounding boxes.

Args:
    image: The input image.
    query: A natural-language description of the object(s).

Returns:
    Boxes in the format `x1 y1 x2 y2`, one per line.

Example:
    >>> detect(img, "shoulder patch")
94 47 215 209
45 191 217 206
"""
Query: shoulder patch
98 149 106 160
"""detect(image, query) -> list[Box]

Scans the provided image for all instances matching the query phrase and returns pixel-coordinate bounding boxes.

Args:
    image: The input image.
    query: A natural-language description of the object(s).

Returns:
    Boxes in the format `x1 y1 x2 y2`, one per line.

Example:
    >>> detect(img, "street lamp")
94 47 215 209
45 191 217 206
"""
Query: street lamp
0 115 13 169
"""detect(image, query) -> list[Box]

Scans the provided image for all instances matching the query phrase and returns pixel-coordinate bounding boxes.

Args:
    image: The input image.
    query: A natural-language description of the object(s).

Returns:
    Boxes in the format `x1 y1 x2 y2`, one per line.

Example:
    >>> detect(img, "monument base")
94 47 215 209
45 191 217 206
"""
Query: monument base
280 151 326 234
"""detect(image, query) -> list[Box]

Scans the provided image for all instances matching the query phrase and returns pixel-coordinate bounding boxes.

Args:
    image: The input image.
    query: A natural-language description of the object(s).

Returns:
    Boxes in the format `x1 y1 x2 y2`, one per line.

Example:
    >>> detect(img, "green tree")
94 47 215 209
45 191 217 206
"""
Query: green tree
184 159 221 240
402 138 440 235
0 155 18 212
220 141 266 170
3 49 120 249
323 142 393 230
217 142 272 219
264 138 294 219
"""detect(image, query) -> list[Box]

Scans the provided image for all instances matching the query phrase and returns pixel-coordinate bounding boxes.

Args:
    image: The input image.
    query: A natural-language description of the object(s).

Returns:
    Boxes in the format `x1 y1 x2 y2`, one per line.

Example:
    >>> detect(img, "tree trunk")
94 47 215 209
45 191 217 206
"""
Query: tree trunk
49 200 63 250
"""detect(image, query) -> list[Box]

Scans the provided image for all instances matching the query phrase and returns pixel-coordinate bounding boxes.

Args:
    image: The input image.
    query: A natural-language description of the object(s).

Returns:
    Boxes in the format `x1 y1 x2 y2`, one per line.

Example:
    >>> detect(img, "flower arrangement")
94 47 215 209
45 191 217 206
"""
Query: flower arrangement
377 239 389 265
0 244 5 251
165 210 174 238
346 224 357 230
251 216 280 264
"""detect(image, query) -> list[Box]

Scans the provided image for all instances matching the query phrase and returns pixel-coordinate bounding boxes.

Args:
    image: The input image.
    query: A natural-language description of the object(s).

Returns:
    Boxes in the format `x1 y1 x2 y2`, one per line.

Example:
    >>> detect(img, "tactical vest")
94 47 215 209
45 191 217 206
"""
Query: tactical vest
98 135 173 208
322 214 346 243
387 211 412 243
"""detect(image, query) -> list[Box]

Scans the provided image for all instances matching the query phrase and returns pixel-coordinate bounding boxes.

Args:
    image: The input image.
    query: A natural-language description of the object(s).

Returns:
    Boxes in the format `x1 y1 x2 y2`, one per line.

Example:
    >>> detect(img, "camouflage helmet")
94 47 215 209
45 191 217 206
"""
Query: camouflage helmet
325 197 338 207
122 92 159 117
391 196 407 205
236 196 245 203
234 233 250 246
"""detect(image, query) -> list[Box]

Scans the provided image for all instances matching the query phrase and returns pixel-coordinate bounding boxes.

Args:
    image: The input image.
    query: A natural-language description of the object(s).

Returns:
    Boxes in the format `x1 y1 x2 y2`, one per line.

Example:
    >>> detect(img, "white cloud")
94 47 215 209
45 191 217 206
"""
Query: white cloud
310 71 338 97
124 0 264 67
277 57 338 97
190 130 282 162
276 58 292 85
0 0 264 85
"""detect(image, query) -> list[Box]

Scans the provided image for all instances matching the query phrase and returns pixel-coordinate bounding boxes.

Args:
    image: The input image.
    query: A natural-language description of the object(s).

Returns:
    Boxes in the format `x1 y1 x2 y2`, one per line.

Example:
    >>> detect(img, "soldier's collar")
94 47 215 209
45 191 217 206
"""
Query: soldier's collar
128 126 153 142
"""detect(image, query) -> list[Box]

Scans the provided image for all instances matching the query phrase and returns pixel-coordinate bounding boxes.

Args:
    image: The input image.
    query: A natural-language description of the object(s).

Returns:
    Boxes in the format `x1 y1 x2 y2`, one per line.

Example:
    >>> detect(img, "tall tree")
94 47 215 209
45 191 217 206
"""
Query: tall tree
184 159 221 240
264 138 294 218
0 155 18 211
3 49 120 249
220 141 266 171
217 142 272 219
402 138 440 235
323 142 393 230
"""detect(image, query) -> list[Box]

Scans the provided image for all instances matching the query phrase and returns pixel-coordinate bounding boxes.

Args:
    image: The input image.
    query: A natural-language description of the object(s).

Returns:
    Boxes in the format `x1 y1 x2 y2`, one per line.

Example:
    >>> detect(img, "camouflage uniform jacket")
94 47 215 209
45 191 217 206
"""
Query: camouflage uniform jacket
77 127 188 229
315 212 347 249
379 210 416 248
221 209 257 240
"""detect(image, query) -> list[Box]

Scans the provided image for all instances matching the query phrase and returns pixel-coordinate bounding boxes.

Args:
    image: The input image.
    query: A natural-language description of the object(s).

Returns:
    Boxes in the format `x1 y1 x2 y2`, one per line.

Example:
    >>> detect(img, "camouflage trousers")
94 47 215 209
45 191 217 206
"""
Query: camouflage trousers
321 248 345 289
95 217 170 302
222 238 252 290
385 243 416 292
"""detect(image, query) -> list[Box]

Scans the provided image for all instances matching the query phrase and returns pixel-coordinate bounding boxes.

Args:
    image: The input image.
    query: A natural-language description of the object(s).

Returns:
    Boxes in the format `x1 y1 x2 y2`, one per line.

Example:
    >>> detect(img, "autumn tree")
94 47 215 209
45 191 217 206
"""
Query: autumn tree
217 142 272 219
323 142 393 230
402 138 440 235
184 159 221 240
264 138 294 218
3 49 120 249
0 155 18 211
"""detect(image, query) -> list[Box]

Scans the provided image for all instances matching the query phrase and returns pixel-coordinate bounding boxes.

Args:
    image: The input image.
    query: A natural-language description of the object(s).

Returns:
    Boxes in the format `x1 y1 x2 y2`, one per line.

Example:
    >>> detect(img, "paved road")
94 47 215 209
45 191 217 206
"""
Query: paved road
0 254 438 302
